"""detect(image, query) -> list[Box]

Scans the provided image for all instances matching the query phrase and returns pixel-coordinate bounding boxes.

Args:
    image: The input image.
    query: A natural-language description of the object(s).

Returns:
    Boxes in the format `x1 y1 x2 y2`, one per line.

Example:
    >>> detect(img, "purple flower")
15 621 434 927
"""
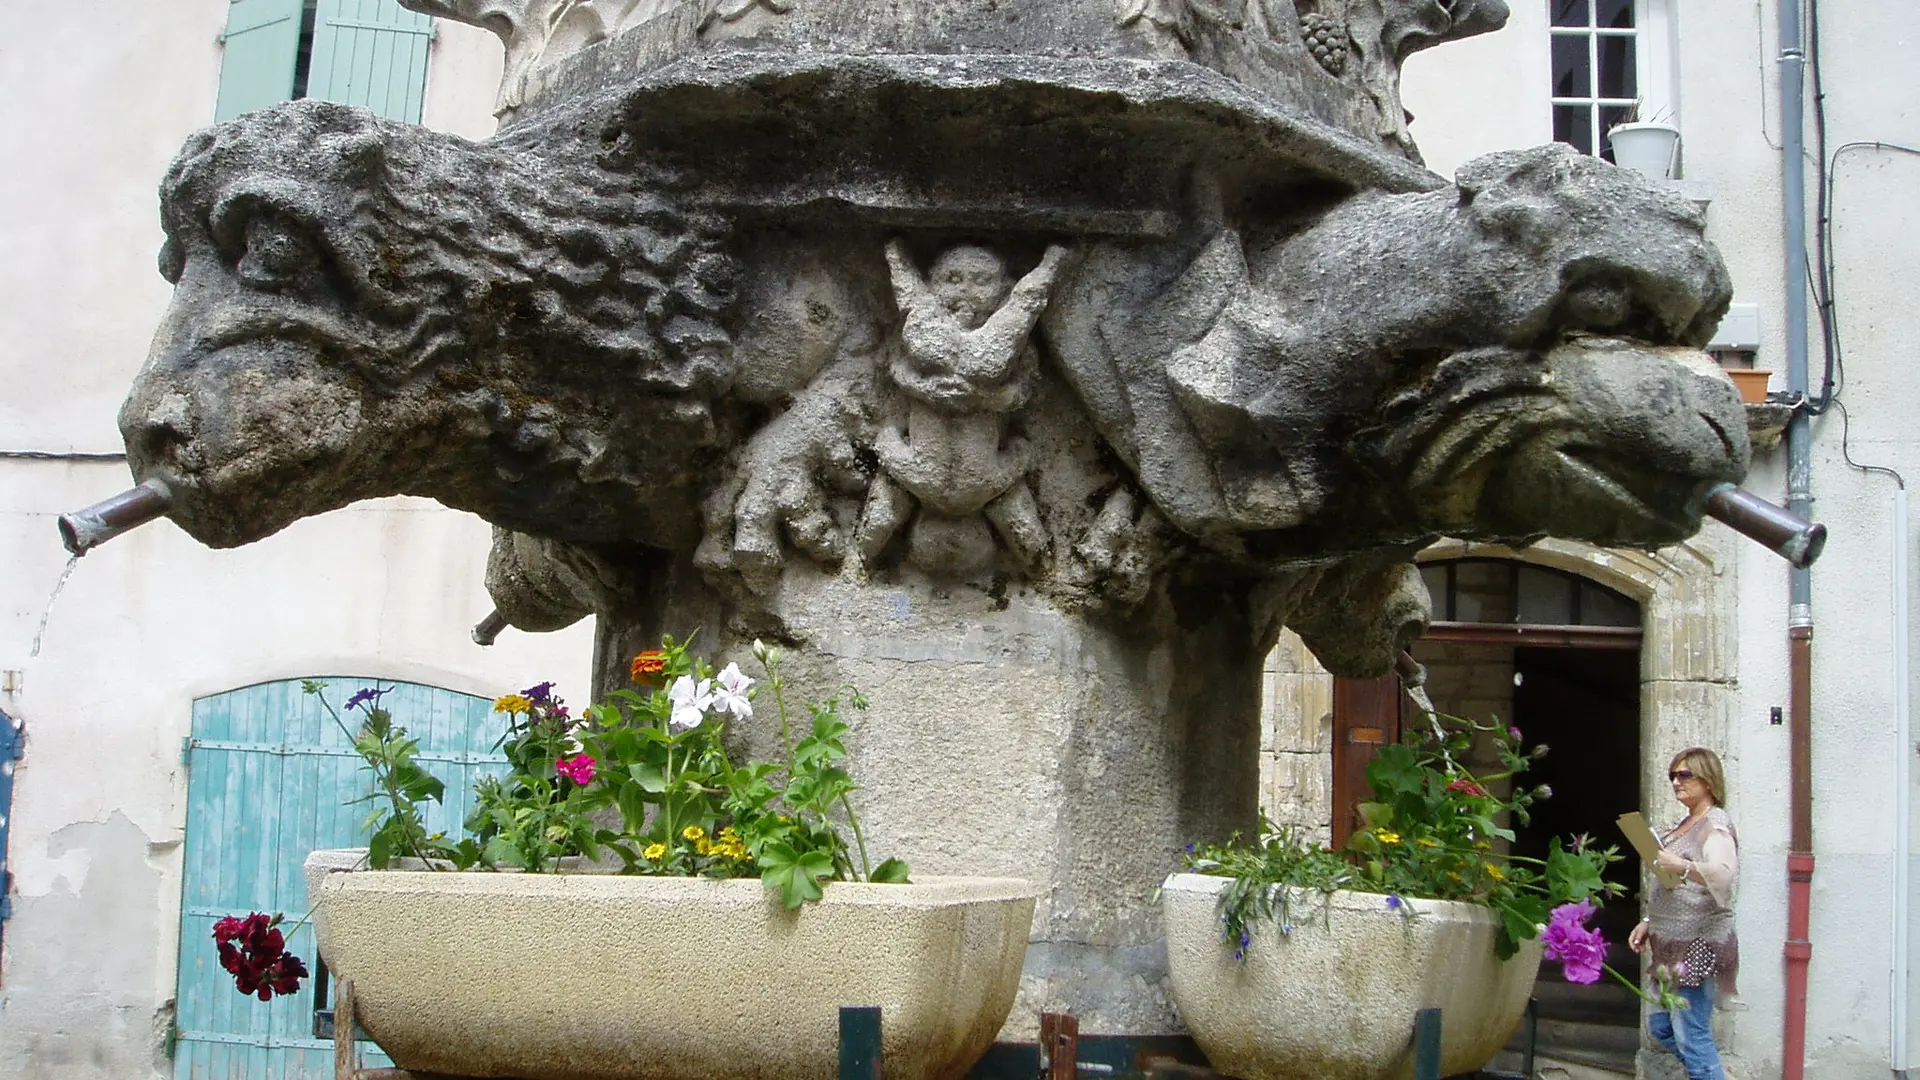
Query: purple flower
522 681 555 704
1542 901 1607 984
1508 726 1523 742
1386 894 1402 910
344 687 389 712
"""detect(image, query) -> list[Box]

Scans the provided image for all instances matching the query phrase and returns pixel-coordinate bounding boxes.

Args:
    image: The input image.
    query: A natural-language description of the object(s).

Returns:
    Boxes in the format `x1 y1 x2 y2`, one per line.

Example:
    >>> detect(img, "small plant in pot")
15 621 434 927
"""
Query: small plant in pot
1161 715 1684 1080
1607 99 1681 181
219 636 1037 1080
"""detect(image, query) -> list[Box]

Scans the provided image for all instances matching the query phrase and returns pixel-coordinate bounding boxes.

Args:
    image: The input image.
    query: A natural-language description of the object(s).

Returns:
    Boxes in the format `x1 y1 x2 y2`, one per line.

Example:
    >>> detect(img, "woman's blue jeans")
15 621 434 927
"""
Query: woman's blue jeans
1647 980 1723 1080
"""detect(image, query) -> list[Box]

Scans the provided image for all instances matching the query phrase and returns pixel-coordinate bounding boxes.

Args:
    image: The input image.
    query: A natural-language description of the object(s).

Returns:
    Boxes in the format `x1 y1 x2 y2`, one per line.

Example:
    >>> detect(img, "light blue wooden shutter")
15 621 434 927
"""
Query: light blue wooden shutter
214 0 308 121
173 678 505 1079
307 0 438 123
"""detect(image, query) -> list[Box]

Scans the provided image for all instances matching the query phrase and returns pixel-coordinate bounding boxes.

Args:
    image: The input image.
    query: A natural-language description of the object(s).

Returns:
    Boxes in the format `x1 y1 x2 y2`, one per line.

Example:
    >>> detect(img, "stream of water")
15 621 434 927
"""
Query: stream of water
28 554 79 659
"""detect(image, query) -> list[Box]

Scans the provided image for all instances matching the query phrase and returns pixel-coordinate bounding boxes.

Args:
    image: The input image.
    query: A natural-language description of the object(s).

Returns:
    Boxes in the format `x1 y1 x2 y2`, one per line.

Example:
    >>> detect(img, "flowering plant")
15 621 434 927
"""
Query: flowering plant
1184 713 1681 1006
305 635 907 906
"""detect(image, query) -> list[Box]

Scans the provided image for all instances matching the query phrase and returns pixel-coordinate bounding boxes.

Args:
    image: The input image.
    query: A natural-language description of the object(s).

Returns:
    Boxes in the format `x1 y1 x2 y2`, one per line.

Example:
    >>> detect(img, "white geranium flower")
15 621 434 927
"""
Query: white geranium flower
667 675 714 732
711 662 755 719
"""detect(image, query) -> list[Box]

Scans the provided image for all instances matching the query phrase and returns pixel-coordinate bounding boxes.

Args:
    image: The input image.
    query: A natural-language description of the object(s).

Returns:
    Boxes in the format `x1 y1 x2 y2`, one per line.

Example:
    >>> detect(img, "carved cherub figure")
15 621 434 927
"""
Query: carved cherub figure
858 241 1072 577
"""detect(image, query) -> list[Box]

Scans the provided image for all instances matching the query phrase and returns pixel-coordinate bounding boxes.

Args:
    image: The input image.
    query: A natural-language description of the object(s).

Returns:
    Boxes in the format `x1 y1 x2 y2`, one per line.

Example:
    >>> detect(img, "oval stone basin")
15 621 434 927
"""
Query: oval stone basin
1160 873 1544 1080
306 850 1037 1080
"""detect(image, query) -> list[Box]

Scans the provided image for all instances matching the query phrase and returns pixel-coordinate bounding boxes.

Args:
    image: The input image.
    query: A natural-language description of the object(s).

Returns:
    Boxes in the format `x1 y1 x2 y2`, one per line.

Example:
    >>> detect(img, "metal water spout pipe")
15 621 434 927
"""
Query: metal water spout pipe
56 479 172 555
1704 484 1828 568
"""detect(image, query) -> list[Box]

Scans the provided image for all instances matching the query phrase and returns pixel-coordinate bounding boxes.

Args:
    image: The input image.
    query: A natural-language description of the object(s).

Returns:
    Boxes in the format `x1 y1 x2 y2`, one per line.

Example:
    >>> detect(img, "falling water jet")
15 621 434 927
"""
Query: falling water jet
29 555 79 659
58 479 172 556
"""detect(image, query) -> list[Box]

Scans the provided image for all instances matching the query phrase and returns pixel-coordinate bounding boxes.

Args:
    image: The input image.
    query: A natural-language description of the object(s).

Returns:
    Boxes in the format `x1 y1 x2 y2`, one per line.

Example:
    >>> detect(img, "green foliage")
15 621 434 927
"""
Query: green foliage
303 681 478 871
1184 713 1624 960
318 635 909 909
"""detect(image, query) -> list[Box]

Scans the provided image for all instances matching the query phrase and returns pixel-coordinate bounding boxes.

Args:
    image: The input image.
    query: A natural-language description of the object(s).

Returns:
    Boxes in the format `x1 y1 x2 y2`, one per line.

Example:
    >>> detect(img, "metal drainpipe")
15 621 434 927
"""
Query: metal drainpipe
1778 0 1816 1076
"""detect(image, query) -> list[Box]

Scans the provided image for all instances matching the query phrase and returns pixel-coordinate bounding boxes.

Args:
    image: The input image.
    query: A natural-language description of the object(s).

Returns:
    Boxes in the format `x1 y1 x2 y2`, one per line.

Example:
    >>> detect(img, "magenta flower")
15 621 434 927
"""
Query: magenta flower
1542 901 1607 984
555 754 597 785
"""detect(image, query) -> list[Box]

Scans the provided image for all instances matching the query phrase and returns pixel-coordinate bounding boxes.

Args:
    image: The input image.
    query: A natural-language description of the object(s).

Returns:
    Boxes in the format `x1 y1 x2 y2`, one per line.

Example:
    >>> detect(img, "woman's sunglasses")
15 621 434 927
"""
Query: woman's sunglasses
1668 769 1696 782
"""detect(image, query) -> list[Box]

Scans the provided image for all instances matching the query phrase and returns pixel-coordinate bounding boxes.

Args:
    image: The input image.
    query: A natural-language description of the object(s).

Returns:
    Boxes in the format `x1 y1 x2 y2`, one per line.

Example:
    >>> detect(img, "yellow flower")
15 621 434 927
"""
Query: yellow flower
1415 837 1440 848
1486 864 1506 881
643 843 667 861
695 837 712 855
1375 830 1401 845
493 694 533 714
682 825 706 842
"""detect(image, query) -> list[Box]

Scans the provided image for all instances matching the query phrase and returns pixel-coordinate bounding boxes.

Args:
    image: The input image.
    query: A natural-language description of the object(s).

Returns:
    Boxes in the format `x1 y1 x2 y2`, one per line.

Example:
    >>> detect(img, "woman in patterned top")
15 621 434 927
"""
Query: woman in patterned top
1628 747 1738 1080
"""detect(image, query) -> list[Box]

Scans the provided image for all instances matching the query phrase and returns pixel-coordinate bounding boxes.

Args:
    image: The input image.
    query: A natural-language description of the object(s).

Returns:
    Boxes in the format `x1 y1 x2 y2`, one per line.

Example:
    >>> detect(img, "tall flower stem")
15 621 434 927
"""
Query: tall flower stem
838 794 873 879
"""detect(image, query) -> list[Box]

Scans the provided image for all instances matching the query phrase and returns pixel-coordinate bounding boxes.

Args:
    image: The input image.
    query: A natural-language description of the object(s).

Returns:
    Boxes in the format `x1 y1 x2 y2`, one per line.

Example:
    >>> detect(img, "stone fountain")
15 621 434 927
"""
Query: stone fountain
94 0 1758 1037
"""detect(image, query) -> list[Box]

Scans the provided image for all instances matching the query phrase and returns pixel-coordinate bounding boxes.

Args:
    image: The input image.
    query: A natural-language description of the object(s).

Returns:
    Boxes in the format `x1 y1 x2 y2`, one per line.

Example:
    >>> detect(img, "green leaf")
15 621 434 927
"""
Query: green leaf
760 842 834 908
630 763 668 793
615 782 650 833
1365 744 1424 799
368 830 393 869
869 857 911 884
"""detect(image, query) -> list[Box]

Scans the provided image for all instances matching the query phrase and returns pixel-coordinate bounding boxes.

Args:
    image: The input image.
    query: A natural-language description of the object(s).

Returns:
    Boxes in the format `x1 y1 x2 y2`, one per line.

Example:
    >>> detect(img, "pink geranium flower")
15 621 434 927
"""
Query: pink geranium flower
1542 901 1607 984
555 754 597 785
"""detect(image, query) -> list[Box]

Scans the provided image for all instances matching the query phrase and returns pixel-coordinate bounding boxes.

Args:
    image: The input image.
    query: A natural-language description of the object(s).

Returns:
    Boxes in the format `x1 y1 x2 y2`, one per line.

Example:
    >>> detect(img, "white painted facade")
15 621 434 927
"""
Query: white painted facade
0 2 1913 1077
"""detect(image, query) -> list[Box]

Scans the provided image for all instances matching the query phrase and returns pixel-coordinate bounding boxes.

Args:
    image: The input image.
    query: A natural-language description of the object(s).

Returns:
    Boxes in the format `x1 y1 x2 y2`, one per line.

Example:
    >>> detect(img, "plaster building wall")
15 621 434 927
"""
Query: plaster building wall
0 7 590 1079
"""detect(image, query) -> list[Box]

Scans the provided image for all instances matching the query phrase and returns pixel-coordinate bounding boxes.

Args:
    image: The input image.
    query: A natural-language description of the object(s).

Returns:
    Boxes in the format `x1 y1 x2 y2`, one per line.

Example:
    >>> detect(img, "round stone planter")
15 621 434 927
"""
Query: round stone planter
304 850 1037 1080
1160 873 1543 1080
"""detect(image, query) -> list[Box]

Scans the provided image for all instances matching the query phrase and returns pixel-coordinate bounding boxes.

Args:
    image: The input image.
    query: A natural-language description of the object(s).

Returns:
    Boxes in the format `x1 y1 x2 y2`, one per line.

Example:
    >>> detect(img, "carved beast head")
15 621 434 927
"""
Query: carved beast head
120 99 733 548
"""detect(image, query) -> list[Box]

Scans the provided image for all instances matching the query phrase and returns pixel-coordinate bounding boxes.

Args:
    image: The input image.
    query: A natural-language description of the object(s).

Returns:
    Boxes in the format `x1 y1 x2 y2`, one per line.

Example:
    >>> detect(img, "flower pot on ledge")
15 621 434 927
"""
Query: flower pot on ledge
1159 874 1543 1080
305 850 1037 1080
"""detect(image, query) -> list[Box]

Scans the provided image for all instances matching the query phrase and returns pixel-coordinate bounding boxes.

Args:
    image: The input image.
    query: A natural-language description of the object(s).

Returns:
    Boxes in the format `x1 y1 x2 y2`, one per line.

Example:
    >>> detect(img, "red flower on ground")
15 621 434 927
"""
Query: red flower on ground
213 912 308 1001
1446 777 1489 798
629 650 668 685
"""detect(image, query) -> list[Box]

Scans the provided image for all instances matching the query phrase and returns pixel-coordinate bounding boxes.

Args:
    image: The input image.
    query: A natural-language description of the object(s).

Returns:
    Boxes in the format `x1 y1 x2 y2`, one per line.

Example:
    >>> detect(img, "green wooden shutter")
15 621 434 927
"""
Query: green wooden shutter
214 0 308 121
173 678 504 1079
307 0 438 123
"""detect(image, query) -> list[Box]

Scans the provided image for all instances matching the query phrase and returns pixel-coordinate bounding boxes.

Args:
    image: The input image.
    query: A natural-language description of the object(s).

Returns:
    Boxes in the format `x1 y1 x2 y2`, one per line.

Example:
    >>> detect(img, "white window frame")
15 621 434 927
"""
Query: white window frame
1548 0 1677 160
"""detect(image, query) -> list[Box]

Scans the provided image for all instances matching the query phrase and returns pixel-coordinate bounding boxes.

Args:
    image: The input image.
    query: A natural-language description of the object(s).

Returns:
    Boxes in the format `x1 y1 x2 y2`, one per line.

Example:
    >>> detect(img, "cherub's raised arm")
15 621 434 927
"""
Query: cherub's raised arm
976 244 1074 349
885 239 928 314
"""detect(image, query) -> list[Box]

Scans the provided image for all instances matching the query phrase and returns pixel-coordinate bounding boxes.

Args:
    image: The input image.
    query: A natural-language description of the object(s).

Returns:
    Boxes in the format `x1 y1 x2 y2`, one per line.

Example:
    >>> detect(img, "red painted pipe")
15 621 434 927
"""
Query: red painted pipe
1783 623 1814 1080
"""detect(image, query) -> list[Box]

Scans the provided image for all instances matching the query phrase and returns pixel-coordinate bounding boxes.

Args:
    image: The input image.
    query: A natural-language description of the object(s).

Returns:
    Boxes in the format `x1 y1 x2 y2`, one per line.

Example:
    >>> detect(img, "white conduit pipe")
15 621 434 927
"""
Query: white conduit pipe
1894 485 1912 1076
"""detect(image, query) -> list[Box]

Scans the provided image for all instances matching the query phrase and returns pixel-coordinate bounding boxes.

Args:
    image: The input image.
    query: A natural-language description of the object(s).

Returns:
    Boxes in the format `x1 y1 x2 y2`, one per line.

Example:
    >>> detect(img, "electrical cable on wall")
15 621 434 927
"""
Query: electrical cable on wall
1798 0 1912 489
0 451 126 462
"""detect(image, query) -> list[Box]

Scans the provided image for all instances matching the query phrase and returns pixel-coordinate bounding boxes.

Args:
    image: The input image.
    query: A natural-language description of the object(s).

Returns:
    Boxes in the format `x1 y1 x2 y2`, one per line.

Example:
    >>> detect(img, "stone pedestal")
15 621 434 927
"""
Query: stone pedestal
598 561 1271 1034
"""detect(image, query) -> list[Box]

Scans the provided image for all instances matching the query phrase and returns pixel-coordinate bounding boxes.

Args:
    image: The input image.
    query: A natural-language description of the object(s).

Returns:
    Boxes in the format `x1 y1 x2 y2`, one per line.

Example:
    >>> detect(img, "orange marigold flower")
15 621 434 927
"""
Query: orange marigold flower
630 650 668 684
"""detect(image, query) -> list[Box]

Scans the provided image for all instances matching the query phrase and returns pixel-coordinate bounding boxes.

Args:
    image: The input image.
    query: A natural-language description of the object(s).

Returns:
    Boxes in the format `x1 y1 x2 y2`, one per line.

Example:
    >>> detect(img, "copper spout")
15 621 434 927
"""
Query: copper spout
471 609 510 646
58 479 171 555
1705 483 1828 568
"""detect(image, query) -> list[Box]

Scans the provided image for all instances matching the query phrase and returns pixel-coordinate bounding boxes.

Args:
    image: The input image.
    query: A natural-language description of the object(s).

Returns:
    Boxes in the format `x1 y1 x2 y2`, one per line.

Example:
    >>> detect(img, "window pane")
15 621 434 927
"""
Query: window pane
1596 0 1634 29
1516 567 1575 625
1554 104 1595 154
1580 582 1639 627
1597 103 1633 161
1598 33 1637 99
1551 0 1589 27
1552 33 1592 99
1452 562 1513 624
1420 564 1450 619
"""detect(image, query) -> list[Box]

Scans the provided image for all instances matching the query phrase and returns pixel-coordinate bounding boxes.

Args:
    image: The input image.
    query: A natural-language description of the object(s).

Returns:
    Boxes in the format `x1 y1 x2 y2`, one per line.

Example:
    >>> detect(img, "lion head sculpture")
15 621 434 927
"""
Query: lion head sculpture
120 98 735 550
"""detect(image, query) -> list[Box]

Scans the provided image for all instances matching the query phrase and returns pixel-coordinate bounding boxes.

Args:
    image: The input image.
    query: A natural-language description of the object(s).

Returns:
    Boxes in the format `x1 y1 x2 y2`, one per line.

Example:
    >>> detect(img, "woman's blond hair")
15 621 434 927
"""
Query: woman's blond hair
1669 746 1727 809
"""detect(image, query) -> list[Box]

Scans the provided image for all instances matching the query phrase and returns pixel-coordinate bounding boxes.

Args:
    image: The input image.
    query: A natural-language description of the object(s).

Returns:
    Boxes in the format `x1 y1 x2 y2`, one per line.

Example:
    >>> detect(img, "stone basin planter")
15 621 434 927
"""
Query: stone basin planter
1160 873 1543 1080
305 850 1037 1080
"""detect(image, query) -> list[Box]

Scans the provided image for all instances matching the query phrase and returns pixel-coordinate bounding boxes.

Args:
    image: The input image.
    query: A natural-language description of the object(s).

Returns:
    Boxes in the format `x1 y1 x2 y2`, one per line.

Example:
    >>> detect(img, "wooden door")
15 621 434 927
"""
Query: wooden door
173 678 504 1079
1330 674 1408 849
